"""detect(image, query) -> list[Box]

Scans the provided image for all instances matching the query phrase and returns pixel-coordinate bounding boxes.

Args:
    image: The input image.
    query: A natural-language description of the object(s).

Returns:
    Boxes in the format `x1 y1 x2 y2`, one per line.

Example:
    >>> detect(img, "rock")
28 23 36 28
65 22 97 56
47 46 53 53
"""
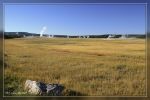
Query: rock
46 84 64 96
24 80 64 96
37 82 47 93
24 80 44 95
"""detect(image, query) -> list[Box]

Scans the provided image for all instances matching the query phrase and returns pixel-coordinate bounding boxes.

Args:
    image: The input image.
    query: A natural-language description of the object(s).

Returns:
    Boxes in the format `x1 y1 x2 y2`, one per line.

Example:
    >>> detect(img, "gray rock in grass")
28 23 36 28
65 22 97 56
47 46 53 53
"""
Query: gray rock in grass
24 80 64 96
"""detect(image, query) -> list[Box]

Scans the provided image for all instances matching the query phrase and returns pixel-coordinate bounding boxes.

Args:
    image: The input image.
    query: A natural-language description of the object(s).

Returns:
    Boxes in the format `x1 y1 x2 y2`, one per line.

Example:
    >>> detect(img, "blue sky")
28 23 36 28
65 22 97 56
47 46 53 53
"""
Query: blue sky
4 4 146 35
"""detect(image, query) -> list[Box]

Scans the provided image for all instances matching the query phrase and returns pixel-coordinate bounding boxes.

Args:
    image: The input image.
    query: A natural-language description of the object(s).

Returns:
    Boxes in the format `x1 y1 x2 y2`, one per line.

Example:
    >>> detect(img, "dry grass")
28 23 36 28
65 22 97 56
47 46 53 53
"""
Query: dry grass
4 38 146 96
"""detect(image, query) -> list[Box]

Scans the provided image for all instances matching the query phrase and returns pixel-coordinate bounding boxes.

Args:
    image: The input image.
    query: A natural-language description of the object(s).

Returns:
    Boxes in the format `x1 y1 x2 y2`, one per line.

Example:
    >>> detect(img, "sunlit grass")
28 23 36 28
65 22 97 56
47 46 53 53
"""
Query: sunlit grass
4 38 146 96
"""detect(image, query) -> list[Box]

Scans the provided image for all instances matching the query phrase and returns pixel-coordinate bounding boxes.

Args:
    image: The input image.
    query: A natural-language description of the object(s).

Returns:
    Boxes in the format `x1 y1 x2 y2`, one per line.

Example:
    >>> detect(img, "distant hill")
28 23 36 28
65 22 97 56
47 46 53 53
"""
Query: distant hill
4 32 146 39
4 32 40 39
127 34 146 38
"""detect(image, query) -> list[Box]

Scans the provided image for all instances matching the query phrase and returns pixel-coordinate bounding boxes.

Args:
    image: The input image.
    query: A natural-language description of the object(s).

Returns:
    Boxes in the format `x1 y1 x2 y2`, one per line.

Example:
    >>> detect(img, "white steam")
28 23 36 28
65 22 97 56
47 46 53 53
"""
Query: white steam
40 26 47 37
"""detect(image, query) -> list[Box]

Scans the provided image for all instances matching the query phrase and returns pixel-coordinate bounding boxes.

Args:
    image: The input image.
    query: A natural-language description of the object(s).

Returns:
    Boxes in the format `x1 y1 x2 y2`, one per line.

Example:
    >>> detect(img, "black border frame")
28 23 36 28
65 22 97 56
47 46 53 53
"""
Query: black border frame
0 0 150 100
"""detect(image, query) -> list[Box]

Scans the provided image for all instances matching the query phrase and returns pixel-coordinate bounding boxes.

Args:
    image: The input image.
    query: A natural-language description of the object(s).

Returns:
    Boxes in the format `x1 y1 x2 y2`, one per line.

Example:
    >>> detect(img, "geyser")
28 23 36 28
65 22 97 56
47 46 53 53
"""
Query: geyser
40 26 47 37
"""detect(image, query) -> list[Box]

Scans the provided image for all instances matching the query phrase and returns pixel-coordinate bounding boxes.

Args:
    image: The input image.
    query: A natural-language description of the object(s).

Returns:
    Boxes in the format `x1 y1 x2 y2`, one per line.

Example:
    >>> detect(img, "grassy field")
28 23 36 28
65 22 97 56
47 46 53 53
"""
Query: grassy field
4 38 146 96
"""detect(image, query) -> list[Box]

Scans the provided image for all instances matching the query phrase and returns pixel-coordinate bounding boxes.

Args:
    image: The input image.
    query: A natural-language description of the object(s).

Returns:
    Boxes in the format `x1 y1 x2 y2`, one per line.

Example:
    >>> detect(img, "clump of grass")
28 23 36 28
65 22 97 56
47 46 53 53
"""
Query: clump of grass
4 75 25 96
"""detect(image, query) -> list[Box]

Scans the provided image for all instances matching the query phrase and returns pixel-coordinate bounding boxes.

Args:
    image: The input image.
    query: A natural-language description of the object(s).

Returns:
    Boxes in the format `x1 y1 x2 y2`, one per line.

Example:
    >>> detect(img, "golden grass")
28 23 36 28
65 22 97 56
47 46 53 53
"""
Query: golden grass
4 38 146 96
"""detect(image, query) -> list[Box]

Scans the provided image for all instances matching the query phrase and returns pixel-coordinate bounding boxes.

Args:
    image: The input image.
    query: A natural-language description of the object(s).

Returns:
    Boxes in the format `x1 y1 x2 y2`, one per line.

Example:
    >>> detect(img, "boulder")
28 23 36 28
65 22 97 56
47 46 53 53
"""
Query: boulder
24 80 44 95
24 80 64 96
46 84 64 96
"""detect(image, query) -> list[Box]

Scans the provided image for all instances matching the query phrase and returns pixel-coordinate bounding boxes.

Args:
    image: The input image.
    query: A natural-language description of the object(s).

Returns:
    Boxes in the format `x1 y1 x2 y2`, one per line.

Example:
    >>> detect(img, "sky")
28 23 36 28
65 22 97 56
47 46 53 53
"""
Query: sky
4 4 146 35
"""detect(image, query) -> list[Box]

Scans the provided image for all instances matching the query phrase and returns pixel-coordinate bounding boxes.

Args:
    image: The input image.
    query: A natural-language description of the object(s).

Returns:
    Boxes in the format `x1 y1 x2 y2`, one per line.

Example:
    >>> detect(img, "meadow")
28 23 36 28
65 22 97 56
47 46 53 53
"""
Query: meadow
4 38 146 96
